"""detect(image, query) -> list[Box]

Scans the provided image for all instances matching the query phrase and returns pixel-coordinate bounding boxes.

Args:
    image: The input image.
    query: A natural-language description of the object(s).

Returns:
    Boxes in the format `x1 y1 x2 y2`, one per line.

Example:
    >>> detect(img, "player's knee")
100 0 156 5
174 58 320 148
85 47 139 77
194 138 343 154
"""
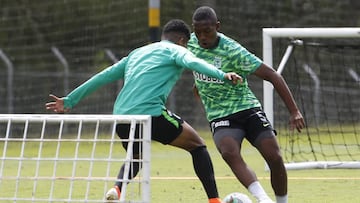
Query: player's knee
266 152 284 168
220 148 241 163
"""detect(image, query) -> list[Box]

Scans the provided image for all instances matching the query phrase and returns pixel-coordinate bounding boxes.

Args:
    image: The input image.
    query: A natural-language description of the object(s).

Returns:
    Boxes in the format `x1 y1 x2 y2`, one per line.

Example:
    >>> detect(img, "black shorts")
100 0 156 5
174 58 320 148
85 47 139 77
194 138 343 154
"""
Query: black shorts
116 109 184 153
209 107 276 145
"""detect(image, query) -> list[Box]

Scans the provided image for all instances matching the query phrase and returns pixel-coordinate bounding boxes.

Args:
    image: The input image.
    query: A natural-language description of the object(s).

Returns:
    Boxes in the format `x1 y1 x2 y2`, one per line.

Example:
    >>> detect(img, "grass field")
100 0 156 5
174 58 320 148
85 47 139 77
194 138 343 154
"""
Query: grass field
150 132 360 203
1 130 359 203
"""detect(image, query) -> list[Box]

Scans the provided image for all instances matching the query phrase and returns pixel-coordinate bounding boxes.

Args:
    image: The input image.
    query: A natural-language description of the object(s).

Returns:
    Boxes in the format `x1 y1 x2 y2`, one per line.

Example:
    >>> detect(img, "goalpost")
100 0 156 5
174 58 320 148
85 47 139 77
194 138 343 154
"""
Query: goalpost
262 28 360 170
0 114 151 203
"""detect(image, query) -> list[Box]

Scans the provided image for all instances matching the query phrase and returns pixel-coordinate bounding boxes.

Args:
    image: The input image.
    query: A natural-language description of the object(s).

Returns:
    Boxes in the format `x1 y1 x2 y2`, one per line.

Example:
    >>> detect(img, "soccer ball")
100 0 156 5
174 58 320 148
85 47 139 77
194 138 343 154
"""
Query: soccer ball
223 192 252 203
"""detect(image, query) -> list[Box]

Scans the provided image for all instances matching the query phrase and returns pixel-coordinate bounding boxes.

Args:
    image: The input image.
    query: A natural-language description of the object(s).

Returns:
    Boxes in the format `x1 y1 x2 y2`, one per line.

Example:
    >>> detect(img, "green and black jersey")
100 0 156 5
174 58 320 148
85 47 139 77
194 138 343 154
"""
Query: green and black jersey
188 32 263 121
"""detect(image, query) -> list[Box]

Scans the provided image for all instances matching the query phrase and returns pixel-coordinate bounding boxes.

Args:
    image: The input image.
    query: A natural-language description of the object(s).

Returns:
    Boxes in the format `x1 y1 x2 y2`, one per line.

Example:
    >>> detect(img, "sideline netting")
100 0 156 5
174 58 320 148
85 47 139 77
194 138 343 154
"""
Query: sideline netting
0 114 151 203
263 28 360 170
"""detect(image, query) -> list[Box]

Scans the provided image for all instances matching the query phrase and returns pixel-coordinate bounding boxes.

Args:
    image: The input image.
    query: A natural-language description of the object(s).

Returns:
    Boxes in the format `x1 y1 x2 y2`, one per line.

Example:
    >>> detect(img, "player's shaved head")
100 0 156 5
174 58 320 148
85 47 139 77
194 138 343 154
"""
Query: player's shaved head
191 6 220 49
192 6 218 24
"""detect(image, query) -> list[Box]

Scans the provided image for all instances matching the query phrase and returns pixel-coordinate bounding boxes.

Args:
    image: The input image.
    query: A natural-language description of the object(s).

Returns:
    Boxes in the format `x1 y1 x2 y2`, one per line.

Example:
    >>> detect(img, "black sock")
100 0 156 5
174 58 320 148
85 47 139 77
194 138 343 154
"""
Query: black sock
190 146 219 199
115 162 140 190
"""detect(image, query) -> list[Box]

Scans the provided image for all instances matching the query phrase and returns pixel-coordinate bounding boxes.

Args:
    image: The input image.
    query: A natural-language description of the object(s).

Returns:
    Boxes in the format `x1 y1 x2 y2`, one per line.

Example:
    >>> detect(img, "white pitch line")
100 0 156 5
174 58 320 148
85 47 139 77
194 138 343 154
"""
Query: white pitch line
2 176 360 180
151 176 360 180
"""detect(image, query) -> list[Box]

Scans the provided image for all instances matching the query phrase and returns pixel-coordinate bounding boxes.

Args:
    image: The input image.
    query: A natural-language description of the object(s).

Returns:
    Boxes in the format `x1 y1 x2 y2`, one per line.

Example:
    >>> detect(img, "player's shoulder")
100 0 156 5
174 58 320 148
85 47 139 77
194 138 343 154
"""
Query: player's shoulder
160 40 186 50
156 40 191 59
127 41 184 62
218 33 243 50
143 40 188 54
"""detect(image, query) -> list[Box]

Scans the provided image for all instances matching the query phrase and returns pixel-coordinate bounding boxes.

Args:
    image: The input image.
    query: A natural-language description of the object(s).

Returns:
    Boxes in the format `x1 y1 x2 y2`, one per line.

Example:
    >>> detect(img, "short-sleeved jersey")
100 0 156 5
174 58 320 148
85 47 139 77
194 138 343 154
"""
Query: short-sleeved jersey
188 32 263 121
63 40 226 116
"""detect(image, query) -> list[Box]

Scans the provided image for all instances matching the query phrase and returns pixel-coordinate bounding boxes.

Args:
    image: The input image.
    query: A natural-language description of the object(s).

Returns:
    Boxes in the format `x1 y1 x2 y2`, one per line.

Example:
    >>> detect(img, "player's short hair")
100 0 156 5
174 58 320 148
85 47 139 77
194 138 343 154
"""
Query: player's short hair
192 6 218 23
162 19 191 40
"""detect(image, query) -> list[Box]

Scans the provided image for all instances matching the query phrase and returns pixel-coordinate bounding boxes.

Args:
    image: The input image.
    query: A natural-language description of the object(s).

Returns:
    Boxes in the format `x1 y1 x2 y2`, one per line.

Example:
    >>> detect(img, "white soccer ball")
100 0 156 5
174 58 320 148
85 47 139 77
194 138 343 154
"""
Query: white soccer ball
223 192 252 203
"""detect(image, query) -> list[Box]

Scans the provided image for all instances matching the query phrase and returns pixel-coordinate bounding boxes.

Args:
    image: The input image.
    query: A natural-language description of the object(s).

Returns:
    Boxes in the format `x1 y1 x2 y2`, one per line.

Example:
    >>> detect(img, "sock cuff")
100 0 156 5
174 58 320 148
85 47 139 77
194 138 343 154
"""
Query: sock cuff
276 194 288 203
190 145 207 154
247 181 272 201
247 181 261 191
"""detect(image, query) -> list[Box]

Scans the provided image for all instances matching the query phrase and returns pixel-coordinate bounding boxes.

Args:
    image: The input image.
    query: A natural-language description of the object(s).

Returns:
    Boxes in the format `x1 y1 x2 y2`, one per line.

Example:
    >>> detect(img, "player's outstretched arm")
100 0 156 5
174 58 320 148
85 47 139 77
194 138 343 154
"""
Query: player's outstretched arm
45 94 69 113
254 63 305 132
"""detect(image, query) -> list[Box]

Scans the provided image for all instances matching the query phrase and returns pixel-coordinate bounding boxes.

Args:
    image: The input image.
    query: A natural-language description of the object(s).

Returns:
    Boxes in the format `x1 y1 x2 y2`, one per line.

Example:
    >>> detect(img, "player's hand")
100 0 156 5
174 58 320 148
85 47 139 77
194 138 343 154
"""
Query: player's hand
224 72 243 84
45 94 69 113
289 110 305 132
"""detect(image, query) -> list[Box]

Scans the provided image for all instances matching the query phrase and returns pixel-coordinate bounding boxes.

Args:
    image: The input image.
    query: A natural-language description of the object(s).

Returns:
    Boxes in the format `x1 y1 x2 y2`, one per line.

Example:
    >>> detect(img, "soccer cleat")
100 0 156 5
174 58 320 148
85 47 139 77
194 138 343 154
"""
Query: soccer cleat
209 197 223 203
105 186 120 201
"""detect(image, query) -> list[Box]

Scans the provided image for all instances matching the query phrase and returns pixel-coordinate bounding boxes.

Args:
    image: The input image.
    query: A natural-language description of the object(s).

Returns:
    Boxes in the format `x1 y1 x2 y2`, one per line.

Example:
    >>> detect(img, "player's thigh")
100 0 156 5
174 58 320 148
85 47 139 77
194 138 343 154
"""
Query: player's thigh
151 109 205 151
169 121 205 151
116 109 186 153
213 127 245 154
116 123 142 154
254 130 282 162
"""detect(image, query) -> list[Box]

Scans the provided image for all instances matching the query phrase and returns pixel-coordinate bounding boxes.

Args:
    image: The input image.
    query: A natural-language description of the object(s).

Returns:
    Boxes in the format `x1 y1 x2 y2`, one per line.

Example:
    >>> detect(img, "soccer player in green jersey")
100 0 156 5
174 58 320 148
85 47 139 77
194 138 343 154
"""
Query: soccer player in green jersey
188 6 305 203
46 19 242 203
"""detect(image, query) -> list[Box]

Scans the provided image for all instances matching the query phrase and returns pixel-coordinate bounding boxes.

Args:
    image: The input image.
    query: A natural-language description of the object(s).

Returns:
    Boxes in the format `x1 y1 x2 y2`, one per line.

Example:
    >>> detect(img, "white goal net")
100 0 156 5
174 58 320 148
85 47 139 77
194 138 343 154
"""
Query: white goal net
0 114 151 202
262 27 360 170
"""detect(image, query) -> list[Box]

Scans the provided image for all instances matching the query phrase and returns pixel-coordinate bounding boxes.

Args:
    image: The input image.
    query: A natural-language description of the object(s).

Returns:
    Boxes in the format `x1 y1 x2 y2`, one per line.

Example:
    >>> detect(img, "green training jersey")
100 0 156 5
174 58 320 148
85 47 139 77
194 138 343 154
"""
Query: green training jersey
63 40 226 116
188 32 263 121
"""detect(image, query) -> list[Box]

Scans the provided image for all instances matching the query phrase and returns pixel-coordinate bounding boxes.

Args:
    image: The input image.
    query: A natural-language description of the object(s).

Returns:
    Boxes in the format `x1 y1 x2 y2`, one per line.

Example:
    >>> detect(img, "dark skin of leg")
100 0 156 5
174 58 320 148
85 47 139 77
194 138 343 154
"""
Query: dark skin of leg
216 135 287 196
216 136 258 186
168 121 206 151
256 136 287 196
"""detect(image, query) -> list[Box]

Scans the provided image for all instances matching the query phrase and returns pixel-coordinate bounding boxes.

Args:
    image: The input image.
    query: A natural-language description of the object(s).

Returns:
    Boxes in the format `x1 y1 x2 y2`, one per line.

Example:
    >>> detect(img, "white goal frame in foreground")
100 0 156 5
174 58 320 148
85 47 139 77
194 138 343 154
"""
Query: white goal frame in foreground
0 114 151 203
262 27 360 170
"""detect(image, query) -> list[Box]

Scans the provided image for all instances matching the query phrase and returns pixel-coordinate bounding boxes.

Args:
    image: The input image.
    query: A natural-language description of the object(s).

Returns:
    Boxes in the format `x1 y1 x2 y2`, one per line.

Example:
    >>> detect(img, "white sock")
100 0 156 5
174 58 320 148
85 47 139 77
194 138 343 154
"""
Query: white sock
276 194 288 203
247 181 272 202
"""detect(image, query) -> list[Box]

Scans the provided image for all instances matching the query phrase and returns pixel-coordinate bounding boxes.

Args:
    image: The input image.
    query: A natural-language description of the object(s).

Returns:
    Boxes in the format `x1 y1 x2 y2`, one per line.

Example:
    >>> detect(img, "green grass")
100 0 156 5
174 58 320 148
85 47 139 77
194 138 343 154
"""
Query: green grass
150 132 360 203
0 131 359 203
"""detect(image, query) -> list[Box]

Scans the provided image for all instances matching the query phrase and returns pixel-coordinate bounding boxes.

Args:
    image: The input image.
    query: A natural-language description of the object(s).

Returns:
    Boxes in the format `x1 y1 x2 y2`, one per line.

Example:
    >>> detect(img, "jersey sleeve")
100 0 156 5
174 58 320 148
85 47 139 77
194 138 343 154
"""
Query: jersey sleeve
64 57 128 109
175 48 226 80
231 45 262 76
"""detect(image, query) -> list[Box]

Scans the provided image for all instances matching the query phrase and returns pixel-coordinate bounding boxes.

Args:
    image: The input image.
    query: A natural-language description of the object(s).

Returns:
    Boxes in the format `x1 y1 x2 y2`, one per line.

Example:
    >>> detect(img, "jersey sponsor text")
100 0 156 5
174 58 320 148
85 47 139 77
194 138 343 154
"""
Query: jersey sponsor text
193 72 224 84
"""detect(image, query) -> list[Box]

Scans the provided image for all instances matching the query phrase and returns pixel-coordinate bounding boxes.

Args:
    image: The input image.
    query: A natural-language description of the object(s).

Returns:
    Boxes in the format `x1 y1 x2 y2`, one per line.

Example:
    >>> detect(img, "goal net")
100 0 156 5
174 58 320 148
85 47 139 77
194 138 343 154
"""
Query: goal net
263 28 360 170
0 114 151 203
